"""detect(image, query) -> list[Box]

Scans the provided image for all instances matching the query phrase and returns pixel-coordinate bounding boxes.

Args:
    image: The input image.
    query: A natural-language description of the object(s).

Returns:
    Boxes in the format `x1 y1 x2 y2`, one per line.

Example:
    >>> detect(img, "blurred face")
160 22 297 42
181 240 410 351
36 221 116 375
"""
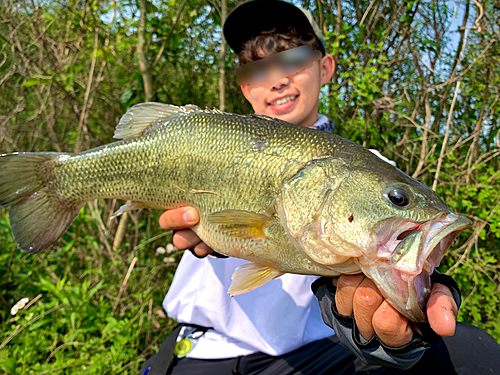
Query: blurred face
240 50 334 128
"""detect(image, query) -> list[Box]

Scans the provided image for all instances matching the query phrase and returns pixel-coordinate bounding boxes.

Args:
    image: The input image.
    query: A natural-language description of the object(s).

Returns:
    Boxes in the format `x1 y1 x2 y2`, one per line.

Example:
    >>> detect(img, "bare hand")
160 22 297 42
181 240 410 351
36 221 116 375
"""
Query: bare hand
159 207 213 257
335 274 457 347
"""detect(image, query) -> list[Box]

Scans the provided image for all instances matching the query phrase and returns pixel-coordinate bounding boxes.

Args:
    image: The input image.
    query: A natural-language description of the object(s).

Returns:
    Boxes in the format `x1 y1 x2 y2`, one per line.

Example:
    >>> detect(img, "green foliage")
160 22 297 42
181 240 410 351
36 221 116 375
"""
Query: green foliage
0 206 178 374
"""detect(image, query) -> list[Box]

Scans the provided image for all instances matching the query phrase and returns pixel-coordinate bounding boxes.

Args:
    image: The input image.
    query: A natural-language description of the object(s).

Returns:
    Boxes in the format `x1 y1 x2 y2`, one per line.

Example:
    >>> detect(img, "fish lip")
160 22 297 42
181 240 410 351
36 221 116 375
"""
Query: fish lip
363 213 471 322
390 213 471 277
409 214 471 313
402 268 432 322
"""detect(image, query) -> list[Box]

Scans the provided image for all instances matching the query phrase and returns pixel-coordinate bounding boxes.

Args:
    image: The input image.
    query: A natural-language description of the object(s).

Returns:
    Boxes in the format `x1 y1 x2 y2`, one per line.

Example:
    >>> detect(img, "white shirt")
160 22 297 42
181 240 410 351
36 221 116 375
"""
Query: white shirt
164 115 396 359
165 256 331 358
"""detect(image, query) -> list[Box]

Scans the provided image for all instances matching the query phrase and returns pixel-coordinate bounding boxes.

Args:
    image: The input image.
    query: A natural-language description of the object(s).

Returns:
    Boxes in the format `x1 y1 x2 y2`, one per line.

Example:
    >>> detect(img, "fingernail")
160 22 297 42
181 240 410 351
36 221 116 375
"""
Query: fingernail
183 209 197 224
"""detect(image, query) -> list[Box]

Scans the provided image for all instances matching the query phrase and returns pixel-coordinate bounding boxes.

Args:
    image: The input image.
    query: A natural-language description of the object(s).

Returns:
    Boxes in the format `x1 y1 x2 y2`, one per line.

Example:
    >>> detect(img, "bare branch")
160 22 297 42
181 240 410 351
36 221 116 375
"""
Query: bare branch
428 38 495 92
432 81 460 190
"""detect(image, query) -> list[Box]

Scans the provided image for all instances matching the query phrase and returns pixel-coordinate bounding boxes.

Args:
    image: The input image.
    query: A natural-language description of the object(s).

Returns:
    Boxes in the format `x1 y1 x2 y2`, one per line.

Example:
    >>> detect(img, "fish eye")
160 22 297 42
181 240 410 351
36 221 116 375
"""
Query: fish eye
388 189 410 207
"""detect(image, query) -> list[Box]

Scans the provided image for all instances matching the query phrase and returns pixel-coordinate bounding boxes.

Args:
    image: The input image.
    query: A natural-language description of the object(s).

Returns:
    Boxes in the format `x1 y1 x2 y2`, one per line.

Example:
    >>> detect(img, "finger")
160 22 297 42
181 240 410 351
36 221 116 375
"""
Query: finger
335 274 365 316
172 229 203 250
173 230 214 258
352 278 384 341
331 277 340 287
426 283 458 337
192 242 214 257
159 207 199 230
372 300 412 347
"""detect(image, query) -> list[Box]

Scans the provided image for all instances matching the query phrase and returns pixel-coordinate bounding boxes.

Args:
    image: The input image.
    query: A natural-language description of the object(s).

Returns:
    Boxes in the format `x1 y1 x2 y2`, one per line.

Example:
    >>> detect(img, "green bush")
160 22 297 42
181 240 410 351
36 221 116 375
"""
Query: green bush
0 207 178 375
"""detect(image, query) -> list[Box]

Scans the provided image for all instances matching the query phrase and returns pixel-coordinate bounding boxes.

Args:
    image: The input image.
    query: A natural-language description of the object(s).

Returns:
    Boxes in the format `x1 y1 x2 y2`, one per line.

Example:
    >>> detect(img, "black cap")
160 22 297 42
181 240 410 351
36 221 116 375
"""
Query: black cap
223 0 326 56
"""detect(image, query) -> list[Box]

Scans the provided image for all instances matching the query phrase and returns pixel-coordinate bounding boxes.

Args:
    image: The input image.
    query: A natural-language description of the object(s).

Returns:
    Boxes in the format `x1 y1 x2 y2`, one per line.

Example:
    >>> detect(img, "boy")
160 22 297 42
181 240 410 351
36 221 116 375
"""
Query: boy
142 1 500 374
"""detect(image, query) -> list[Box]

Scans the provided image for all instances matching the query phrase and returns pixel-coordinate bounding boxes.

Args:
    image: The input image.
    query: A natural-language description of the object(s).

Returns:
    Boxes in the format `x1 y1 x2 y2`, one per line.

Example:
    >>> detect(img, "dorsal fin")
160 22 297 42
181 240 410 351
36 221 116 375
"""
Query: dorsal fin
250 114 280 122
113 102 202 139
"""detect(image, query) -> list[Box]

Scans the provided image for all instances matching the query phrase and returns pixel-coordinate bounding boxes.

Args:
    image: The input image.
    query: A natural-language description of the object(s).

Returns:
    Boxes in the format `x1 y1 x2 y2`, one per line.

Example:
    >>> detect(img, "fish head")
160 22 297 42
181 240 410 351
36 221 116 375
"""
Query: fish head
316 150 471 321
280 150 470 322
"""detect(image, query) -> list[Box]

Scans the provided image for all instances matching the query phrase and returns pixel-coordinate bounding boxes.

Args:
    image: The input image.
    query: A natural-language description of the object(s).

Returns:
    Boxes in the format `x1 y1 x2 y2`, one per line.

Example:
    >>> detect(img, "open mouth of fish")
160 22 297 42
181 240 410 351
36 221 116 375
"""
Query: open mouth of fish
361 213 471 322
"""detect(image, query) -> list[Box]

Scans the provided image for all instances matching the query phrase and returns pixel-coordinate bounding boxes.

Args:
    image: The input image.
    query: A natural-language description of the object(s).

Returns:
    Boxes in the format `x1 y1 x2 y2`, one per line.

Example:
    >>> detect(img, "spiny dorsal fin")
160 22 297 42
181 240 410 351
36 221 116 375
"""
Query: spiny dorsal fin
250 114 281 123
113 102 202 139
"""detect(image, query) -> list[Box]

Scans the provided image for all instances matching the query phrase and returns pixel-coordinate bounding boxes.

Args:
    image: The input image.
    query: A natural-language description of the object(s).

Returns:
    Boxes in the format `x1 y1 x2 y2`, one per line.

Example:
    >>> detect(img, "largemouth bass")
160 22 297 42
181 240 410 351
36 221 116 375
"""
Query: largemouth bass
0 103 470 322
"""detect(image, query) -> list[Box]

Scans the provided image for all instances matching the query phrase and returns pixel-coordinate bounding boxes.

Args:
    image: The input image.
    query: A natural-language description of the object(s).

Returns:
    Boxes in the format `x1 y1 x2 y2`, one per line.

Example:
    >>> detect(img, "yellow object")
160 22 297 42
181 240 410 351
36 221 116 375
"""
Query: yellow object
174 338 192 358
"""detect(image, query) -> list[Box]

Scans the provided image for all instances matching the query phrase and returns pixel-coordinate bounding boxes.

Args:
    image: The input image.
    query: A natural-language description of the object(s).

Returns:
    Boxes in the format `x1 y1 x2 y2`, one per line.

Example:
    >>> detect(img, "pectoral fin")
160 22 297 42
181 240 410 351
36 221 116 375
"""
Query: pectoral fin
208 210 273 240
228 263 284 296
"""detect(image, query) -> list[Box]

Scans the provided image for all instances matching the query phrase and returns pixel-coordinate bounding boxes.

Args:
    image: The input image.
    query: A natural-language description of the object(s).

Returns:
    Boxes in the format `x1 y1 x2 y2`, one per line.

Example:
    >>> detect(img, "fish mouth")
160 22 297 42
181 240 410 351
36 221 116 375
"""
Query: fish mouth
360 213 471 322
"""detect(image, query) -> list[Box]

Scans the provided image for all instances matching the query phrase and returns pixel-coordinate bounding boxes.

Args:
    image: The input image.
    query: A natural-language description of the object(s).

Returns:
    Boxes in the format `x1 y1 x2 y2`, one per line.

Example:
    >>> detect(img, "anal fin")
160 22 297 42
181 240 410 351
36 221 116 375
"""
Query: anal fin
228 263 284 296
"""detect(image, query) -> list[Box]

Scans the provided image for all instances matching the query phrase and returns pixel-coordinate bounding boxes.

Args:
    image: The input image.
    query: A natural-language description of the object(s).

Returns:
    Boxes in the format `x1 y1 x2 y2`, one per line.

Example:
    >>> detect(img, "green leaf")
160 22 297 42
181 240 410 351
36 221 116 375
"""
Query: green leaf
21 75 53 87
424 37 440 49
0 350 17 374
120 88 135 105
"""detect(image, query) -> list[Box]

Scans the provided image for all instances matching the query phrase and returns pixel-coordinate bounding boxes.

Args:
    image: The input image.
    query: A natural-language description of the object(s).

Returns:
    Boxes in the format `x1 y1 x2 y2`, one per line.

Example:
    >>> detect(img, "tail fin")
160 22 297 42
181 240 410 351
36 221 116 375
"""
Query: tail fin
0 152 84 253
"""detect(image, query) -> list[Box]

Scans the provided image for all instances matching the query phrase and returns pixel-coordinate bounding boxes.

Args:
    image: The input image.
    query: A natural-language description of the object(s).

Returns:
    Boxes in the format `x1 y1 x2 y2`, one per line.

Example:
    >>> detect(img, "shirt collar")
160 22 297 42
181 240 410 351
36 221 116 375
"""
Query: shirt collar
311 114 334 133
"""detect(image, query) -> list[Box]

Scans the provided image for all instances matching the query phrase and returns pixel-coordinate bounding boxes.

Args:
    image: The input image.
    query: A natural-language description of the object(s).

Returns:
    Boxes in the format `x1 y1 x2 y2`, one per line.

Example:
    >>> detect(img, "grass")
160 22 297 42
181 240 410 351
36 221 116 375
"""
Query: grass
0 203 179 375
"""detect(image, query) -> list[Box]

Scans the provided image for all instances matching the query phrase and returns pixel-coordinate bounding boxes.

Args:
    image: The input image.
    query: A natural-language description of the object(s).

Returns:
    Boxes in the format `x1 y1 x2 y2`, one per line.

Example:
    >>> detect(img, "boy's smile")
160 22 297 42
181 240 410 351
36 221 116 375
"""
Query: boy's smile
241 53 334 128
267 94 298 109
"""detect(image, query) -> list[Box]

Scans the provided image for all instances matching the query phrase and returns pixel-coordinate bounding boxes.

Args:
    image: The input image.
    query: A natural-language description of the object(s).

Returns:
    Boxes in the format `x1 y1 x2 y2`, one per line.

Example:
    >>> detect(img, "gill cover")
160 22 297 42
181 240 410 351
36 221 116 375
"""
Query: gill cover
279 158 362 267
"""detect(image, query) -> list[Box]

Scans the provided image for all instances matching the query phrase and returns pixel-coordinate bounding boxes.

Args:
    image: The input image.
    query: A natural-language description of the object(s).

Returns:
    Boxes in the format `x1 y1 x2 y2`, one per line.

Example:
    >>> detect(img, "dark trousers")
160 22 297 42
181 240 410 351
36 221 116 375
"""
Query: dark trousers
140 322 500 375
